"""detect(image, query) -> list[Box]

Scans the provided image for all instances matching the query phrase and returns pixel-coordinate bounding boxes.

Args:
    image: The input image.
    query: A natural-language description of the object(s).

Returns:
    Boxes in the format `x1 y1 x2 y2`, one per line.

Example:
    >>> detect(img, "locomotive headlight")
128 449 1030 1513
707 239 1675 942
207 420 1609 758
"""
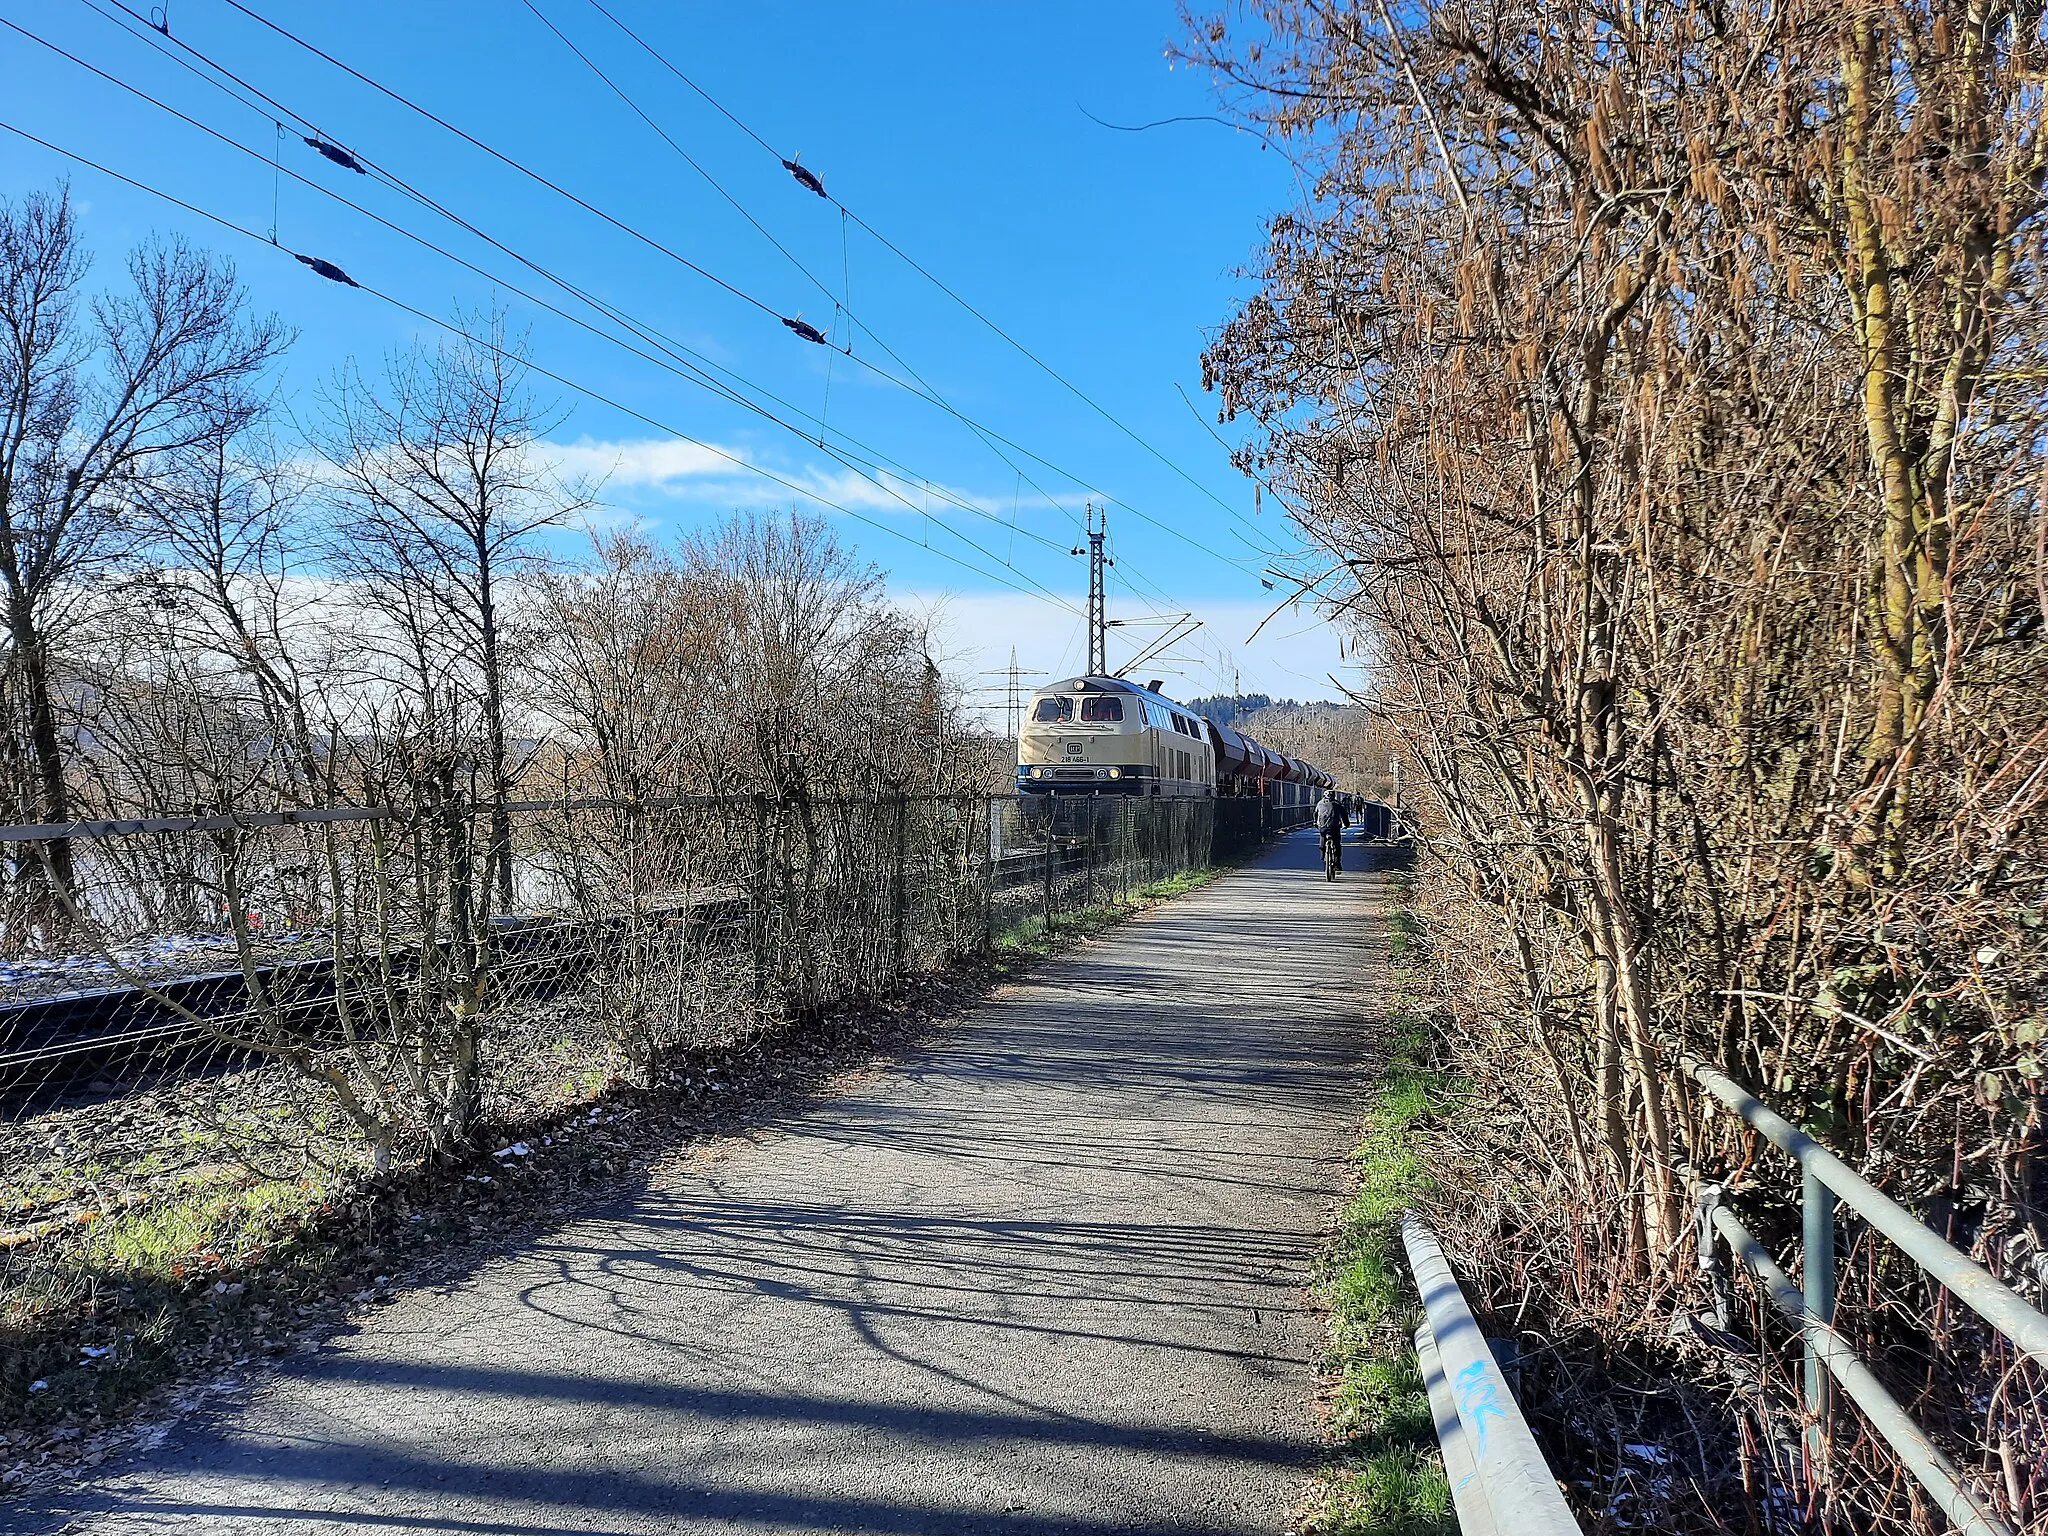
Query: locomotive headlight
1107 768 1122 779
1028 766 1045 779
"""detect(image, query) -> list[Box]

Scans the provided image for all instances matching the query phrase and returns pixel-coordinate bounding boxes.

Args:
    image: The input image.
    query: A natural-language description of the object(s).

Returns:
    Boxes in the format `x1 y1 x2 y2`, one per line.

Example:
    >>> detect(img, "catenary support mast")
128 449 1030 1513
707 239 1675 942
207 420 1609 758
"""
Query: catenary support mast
1074 503 1112 676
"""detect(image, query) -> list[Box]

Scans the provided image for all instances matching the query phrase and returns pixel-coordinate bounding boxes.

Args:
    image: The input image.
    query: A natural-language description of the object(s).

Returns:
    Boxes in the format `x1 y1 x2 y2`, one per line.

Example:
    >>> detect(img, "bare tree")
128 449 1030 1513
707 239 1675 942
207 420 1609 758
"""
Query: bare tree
0 187 284 924
319 311 585 908
678 509 941 794
532 531 703 806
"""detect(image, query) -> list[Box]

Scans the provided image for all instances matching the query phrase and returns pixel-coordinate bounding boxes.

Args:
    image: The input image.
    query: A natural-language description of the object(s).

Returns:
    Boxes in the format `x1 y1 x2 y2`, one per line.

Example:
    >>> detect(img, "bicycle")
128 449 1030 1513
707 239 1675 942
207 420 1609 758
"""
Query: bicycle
1321 828 1342 881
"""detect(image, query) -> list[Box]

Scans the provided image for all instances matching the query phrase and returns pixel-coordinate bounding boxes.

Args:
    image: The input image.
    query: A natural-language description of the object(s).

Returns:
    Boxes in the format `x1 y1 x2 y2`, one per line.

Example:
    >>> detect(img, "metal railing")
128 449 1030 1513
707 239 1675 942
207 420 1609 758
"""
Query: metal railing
1684 1056 2048 1536
1403 1215 1581 1534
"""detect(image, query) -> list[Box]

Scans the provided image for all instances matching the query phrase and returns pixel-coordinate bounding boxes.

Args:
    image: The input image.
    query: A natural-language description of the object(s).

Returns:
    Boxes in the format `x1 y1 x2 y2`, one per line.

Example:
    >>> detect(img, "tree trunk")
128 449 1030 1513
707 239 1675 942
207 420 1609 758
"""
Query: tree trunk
476 554 515 914
6 584 74 920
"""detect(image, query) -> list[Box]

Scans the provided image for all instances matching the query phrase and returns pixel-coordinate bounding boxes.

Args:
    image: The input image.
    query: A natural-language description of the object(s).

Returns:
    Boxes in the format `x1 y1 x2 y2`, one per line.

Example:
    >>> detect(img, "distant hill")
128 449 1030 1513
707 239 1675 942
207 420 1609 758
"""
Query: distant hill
1184 694 1339 728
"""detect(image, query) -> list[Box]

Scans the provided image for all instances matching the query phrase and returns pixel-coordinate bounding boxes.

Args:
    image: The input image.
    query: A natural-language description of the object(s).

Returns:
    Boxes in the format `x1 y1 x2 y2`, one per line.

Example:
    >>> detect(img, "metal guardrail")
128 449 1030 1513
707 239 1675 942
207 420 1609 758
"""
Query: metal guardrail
1705 1201 2012 1536
1402 1215 1580 1534
1415 1317 1496 1535
1685 1056 2048 1536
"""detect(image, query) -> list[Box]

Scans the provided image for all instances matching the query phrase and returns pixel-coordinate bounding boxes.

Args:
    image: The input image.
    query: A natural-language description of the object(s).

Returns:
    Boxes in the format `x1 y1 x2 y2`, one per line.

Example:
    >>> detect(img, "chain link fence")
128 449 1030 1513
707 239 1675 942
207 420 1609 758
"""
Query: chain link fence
1 790 1248 1414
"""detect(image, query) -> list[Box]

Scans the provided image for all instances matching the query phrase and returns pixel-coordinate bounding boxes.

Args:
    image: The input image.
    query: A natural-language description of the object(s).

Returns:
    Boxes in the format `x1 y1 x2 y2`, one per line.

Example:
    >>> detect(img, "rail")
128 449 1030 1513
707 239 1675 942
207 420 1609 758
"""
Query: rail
1684 1055 2048 1535
1402 1215 1580 1534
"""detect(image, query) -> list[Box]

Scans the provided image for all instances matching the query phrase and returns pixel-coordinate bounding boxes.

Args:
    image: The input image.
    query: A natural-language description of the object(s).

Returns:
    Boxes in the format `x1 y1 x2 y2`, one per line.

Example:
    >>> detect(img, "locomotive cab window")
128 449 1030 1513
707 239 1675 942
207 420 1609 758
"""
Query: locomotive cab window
1079 696 1123 723
1032 697 1073 723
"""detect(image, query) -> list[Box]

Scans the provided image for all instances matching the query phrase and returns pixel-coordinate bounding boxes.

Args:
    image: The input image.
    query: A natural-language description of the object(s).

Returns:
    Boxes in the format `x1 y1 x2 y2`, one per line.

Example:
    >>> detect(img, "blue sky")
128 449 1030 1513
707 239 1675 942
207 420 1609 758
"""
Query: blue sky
1 0 1350 705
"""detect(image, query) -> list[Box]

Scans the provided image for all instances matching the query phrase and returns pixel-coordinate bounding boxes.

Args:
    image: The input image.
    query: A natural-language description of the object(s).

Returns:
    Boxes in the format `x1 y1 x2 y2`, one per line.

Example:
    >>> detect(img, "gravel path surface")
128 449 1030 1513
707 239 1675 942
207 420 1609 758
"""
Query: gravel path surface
9 829 1381 1536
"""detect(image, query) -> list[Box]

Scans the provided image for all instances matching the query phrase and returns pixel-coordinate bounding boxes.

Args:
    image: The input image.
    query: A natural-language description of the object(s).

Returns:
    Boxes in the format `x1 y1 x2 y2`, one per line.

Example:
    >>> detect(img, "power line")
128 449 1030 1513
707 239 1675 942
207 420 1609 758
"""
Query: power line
512 0 1107 556
516 0 834 314
574 0 1283 551
216 0 1273 581
577 6 1283 575
98 0 1230 584
35 8 1083 584
207 0 788 322
76 0 1271 612
0 116 1087 620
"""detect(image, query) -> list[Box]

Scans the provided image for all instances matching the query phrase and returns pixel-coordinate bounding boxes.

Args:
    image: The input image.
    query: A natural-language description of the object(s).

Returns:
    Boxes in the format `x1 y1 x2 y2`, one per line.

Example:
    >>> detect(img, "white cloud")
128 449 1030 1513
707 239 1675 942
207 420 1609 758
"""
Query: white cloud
542 436 1093 527
542 437 938 514
792 464 946 513
544 436 741 489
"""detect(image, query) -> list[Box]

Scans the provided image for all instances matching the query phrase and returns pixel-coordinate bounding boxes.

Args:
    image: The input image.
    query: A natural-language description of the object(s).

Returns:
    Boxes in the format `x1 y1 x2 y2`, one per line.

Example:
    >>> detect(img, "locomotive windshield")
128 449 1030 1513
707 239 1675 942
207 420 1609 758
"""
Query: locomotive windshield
1031 696 1073 723
1079 697 1124 722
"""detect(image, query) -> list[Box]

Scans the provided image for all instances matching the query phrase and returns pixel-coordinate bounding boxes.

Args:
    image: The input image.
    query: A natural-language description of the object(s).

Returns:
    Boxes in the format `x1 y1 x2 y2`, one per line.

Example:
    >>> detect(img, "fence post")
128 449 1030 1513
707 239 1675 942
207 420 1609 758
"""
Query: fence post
954 795 972 959
1117 798 1130 904
890 790 908 975
1803 1163 1838 1474
1042 818 1055 939
749 792 768 1019
983 797 996 951
1084 794 1096 911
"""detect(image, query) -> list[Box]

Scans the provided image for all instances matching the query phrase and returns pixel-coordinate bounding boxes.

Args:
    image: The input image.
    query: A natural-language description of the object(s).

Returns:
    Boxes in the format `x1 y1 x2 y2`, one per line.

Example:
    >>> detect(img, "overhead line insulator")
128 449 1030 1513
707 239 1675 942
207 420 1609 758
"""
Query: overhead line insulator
780 156 826 198
294 252 360 286
302 136 368 173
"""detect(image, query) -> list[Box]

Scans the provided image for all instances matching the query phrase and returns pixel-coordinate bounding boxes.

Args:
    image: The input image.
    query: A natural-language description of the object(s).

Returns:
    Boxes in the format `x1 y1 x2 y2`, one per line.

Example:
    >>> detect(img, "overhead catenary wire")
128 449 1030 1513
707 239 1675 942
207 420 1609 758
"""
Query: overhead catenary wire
27 9 1081 579
202 0 788 324
310 0 1275 579
573 0 1287 554
88 0 1253 587
512 0 1115 553
63 2 1292 690
1102 528 1247 685
89 0 1287 599
0 117 1087 620
12 42 1328 723
515 0 836 316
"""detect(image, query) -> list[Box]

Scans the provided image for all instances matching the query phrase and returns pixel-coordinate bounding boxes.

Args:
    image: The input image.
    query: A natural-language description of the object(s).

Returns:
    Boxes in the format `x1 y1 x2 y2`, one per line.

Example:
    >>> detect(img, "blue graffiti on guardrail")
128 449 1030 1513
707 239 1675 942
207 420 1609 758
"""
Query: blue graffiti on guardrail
1453 1359 1510 1455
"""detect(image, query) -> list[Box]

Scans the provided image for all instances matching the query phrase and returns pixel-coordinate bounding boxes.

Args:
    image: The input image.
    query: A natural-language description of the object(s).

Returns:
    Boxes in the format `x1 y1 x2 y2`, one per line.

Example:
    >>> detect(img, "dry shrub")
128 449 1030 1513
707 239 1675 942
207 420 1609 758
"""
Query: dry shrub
1187 1 2048 1528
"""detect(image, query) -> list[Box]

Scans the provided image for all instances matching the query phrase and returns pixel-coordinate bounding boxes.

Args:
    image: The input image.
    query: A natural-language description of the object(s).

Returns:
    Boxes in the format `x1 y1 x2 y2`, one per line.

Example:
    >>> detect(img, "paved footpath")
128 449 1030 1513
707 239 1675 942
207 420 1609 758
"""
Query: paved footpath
13 830 1383 1536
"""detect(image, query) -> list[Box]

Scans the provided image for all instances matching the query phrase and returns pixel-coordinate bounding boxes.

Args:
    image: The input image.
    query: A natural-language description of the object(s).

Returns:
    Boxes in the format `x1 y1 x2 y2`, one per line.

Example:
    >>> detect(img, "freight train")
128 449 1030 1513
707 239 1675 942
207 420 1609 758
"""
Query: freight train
1015 674 1334 811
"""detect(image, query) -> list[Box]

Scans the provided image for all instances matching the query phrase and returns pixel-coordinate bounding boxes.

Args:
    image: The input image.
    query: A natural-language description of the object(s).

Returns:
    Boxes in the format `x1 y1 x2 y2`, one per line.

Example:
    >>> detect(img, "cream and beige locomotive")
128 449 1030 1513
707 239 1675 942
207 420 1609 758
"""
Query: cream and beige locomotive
1016 675 1333 807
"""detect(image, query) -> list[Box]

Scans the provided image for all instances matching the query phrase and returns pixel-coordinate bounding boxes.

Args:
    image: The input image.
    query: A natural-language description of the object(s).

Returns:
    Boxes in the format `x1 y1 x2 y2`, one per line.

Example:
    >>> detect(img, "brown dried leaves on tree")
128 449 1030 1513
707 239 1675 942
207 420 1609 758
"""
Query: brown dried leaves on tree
1188 0 2047 1526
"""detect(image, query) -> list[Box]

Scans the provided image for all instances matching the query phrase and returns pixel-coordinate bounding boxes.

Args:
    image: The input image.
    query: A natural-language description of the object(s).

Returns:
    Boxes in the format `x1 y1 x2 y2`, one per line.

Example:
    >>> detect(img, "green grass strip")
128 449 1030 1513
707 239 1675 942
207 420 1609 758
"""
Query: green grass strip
992 865 1222 956
1302 902 1457 1536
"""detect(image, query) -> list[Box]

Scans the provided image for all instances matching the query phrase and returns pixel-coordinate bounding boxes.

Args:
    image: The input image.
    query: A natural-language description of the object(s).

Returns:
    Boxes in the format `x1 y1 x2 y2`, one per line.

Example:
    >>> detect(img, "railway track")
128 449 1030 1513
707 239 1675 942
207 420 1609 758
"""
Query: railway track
0 894 747 1104
0 837 1150 1104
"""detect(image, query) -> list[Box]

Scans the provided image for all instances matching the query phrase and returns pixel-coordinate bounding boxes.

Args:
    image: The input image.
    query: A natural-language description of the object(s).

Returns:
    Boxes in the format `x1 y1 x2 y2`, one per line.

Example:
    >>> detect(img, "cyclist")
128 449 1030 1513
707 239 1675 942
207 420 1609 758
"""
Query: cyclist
1314 790 1348 881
